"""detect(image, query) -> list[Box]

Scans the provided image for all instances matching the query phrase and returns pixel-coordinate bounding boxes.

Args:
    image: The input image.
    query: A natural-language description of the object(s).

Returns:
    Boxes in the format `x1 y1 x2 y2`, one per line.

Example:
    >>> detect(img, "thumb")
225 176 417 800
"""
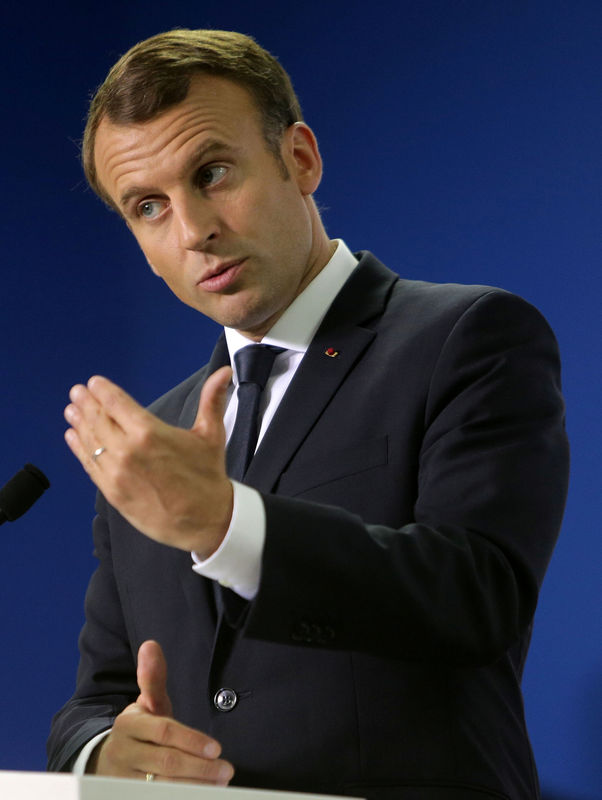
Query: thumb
191 365 232 444
136 640 173 717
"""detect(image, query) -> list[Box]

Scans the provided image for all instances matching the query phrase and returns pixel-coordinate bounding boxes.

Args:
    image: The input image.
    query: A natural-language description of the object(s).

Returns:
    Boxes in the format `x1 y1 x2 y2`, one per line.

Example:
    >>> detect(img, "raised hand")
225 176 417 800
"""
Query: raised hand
64 367 233 558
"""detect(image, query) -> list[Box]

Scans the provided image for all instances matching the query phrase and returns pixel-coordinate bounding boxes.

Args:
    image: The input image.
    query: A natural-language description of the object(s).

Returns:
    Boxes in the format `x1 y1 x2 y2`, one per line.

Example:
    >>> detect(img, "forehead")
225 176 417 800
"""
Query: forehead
94 75 264 202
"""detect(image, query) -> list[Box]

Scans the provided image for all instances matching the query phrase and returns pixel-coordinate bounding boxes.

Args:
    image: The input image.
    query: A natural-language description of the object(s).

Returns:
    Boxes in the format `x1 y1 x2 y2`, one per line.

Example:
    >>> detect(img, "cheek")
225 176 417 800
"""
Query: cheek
255 194 306 249
133 231 173 279
219 190 259 235
231 175 294 230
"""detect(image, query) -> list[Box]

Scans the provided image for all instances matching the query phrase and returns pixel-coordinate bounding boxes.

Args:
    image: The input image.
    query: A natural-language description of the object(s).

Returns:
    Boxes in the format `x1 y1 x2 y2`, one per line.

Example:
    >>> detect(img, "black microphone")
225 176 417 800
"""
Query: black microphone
0 464 50 525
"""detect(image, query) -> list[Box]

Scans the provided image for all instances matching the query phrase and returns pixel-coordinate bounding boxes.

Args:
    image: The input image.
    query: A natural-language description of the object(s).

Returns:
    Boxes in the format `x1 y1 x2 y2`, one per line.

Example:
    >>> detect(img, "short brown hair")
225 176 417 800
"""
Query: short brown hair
82 29 303 205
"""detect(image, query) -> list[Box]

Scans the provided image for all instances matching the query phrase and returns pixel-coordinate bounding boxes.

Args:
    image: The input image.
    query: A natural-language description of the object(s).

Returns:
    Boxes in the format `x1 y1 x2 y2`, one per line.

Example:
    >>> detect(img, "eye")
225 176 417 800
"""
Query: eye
136 200 166 220
197 165 228 188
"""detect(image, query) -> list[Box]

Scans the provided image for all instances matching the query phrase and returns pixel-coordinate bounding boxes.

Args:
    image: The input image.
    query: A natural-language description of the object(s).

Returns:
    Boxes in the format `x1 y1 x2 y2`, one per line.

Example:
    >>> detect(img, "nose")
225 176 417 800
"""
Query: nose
173 192 219 250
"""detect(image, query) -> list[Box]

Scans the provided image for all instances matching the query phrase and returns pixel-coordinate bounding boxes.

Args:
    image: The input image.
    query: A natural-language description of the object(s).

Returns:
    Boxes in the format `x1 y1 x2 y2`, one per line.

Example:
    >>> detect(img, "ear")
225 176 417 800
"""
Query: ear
282 123 323 195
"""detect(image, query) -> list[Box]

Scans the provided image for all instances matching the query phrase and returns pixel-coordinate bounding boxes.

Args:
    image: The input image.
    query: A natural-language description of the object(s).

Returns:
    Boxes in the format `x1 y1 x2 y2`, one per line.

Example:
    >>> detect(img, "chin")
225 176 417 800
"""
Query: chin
217 301 282 336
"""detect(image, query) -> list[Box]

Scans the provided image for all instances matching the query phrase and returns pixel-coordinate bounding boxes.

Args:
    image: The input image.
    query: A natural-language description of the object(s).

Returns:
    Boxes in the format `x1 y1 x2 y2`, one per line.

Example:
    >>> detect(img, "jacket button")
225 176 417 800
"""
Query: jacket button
214 687 238 712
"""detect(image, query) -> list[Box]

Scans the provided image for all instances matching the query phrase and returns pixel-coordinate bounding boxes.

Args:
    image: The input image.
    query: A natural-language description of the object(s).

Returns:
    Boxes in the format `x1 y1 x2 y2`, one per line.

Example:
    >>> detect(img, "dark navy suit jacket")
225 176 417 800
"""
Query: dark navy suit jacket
48 253 569 800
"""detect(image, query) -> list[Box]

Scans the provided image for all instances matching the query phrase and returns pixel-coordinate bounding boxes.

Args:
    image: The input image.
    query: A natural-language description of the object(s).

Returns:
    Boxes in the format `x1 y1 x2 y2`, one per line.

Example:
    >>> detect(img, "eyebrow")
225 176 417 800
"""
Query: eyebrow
118 139 237 210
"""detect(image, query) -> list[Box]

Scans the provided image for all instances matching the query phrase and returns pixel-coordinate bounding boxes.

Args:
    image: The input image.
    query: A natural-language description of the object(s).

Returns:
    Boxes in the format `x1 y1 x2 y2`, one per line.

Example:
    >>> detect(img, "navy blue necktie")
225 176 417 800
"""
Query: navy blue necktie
226 345 284 481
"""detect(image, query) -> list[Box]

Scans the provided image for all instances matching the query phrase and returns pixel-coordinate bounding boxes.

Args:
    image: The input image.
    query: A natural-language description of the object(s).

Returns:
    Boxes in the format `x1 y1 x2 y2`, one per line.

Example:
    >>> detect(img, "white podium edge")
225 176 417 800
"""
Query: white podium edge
0 771 360 800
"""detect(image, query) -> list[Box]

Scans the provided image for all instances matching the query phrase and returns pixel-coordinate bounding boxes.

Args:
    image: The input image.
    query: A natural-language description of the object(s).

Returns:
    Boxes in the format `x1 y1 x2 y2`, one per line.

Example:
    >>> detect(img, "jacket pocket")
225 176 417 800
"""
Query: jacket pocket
278 435 388 495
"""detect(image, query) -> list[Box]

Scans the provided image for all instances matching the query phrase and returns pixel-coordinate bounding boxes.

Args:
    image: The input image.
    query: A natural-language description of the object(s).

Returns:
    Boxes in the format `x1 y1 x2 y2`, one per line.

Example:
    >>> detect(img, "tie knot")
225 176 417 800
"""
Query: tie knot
234 345 285 391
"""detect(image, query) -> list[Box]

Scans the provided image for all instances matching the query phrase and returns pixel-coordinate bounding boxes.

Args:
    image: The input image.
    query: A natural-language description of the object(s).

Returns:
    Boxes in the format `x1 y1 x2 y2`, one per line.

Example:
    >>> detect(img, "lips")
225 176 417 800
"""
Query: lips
197 258 246 292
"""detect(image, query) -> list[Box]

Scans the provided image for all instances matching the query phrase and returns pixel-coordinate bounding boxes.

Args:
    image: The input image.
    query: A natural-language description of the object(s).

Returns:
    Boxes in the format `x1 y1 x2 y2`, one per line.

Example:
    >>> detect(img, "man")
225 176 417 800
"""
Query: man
48 29 569 800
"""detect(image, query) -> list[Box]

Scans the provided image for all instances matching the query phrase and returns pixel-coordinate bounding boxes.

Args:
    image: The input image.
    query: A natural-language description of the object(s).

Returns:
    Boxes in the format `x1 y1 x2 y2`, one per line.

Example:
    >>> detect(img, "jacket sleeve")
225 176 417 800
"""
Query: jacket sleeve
47 499 138 771
244 290 569 665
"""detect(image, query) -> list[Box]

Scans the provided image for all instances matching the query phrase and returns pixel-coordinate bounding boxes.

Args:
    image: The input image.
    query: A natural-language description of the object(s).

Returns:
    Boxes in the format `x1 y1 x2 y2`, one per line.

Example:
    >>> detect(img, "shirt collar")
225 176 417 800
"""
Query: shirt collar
225 239 358 358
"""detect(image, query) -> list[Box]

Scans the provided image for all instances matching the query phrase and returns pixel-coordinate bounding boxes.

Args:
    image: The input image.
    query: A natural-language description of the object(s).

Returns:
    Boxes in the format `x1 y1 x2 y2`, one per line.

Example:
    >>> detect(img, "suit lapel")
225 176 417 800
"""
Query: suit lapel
173 255 399 505
244 253 399 493
169 253 398 646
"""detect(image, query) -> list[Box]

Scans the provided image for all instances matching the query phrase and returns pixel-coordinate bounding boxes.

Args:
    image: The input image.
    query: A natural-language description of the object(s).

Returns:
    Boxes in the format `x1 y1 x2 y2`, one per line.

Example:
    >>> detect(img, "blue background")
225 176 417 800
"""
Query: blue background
1 2 600 799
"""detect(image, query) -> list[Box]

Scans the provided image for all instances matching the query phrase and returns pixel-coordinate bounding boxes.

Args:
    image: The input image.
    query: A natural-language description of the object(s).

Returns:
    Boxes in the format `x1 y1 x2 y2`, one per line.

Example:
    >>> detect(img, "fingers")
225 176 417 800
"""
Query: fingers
86 375 149 430
65 374 147 437
136 640 173 717
96 704 233 785
65 369 230 472
65 390 112 471
63 372 233 553
120 707 221 760
64 423 96 474
192 366 232 443
64 377 133 474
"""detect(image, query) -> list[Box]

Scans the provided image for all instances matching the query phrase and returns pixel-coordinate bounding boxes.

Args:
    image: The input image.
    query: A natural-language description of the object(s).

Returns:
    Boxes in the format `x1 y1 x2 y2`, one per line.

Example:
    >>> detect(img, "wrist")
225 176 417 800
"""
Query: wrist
84 738 106 774
194 479 234 559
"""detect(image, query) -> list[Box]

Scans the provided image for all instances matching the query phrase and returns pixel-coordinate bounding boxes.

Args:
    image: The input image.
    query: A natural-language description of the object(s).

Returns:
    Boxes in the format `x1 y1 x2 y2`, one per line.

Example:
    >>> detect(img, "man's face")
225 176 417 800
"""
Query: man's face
94 75 327 339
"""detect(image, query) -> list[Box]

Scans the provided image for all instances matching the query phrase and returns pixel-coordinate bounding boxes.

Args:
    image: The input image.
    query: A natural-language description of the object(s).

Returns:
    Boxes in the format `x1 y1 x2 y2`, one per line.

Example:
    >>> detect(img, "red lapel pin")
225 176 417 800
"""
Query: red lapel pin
324 347 339 358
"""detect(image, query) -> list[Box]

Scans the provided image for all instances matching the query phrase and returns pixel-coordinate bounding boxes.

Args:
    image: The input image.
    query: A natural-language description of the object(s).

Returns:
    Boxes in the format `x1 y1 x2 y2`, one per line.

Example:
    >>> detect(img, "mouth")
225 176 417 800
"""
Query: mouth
197 258 247 293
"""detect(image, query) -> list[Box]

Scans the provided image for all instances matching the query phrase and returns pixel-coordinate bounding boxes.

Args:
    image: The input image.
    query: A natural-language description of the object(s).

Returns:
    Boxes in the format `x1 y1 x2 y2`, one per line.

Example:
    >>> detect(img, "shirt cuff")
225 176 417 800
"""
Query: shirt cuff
71 729 111 774
191 480 265 600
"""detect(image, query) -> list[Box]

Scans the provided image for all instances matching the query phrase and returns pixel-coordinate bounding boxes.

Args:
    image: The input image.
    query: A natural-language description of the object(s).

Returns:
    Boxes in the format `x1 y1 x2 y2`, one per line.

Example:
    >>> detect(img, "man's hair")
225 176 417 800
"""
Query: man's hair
82 29 304 206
